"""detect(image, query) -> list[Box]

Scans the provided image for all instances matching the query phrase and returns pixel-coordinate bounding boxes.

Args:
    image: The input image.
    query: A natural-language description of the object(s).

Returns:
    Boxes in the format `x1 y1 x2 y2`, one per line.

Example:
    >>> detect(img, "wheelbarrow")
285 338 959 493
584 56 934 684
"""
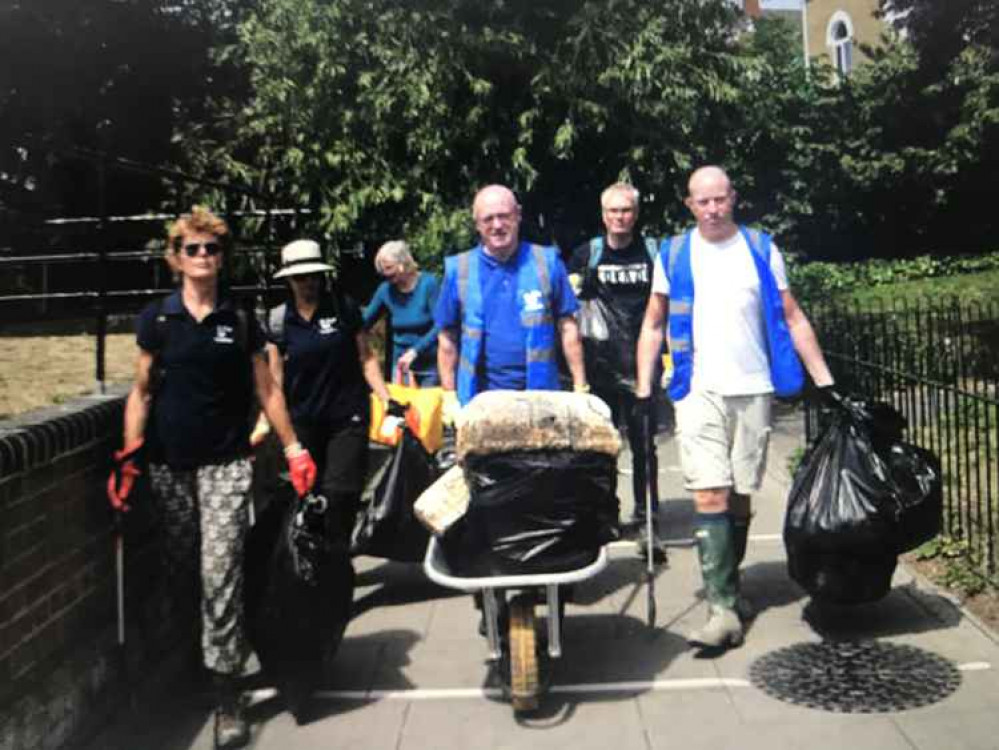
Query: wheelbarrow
424 536 609 713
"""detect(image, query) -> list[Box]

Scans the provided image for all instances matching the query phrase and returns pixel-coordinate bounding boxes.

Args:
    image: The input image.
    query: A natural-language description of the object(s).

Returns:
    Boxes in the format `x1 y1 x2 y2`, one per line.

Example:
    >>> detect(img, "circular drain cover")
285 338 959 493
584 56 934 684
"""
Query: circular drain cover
749 640 961 713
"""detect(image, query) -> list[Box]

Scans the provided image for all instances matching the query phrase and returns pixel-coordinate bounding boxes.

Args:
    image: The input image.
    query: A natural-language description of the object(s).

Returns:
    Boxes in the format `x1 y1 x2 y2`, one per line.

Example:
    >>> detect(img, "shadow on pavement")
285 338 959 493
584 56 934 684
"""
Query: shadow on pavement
801 582 963 640
477 613 689 726
351 558 464 617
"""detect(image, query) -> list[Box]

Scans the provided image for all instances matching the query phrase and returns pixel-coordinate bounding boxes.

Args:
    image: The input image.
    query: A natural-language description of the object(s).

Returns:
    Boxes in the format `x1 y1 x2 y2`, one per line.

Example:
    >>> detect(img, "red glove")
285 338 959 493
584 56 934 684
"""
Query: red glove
285 444 317 498
107 440 144 512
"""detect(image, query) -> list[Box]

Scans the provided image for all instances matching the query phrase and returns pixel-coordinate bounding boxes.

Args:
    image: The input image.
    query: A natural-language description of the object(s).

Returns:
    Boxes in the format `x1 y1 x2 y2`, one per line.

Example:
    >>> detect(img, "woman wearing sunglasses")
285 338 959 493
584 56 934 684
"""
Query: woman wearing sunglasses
108 206 316 750
363 240 440 385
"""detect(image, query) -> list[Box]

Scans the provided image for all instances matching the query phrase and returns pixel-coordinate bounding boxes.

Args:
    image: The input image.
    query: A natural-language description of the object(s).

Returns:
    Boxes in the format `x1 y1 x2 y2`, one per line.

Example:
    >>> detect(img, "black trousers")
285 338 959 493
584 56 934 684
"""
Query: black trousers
593 387 659 517
294 416 369 547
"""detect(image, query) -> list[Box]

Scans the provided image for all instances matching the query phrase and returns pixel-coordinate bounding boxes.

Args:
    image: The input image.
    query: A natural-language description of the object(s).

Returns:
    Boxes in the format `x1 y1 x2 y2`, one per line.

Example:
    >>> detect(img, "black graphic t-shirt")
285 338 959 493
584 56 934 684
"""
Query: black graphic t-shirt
569 235 655 340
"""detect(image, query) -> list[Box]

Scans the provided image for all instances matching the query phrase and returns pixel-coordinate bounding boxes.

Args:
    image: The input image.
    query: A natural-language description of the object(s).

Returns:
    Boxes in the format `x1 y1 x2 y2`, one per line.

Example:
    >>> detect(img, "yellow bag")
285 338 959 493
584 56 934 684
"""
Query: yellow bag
370 382 444 454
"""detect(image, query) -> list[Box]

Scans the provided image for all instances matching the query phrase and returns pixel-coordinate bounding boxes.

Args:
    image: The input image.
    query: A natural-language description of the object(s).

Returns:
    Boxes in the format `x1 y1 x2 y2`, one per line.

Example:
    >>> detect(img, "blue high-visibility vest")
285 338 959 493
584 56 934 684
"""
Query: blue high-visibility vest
662 226 804 402
449 242 561 405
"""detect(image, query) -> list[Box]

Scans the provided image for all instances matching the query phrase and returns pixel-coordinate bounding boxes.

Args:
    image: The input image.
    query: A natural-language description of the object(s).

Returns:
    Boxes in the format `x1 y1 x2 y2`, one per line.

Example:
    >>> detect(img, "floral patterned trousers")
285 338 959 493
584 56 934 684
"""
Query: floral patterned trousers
149 458 252 675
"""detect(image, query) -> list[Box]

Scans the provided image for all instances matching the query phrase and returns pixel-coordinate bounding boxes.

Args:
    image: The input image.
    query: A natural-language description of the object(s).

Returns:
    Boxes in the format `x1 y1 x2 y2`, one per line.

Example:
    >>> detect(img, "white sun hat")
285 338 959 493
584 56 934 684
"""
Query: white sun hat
273 239 336 278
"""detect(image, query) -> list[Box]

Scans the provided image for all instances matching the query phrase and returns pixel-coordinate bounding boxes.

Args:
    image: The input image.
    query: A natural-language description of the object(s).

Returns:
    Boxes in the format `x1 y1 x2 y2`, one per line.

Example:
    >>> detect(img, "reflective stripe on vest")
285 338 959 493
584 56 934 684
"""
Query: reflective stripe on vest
662 226 804 401
452 242 560 405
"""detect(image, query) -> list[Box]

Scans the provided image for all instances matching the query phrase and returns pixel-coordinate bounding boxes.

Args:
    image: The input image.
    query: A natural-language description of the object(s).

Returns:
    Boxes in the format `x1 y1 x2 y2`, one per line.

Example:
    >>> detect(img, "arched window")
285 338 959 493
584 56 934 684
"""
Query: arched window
826 11 855 77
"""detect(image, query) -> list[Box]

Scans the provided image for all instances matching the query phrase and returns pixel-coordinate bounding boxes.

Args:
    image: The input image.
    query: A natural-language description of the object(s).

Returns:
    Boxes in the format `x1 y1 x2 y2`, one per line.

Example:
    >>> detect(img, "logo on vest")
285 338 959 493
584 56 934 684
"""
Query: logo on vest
318 316 339 335
521 290 545 313
213 324 235 344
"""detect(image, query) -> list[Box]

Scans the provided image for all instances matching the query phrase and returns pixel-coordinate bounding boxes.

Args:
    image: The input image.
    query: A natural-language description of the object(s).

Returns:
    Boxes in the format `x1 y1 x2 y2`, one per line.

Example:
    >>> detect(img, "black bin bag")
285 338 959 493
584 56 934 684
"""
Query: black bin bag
579 296 639 391
784 396 942 604
245 491 355 721
351 428 436 562
442 450 619 577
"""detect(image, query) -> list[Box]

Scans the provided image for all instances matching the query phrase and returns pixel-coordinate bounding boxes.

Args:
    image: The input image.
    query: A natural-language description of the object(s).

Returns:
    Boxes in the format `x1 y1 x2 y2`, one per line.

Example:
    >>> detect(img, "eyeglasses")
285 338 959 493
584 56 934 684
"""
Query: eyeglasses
181 241 222 257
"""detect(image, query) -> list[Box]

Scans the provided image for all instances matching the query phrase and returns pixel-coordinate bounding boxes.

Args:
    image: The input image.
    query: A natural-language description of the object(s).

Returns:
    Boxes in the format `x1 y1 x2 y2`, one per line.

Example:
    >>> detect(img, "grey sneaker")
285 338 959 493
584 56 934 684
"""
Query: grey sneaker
687 605 744 649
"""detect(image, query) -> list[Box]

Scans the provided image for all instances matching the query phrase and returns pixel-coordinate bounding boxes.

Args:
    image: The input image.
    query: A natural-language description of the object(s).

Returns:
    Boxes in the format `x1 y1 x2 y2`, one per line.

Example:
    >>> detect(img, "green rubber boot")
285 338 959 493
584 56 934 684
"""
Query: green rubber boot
689 513 743 649
731 513 755 621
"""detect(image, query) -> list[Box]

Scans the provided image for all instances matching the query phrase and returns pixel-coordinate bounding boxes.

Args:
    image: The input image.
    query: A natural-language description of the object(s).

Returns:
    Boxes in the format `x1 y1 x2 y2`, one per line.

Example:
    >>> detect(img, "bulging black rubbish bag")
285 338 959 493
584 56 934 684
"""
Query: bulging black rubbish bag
784 396 942 604
579 296 640 391
886 442 942 553
351 428 436 562
245 492 354 720
784 403 899 557
442 450 619 577
788 549 898 605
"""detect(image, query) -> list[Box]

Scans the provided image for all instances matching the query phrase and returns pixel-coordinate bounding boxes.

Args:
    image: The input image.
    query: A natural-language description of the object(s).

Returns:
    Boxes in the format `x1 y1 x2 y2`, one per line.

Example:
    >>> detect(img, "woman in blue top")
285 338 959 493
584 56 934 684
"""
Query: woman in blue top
363 240 440 385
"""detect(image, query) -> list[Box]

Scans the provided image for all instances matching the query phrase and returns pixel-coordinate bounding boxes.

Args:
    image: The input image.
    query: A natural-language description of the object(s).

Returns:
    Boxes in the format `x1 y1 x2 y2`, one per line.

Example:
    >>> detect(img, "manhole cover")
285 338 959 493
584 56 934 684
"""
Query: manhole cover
749 640 961 713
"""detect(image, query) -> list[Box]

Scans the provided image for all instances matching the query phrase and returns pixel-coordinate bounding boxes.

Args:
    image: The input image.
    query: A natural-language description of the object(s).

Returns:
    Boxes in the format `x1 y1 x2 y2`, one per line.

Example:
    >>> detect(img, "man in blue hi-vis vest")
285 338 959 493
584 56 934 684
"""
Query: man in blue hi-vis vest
635 166 836 651
435 184 588 407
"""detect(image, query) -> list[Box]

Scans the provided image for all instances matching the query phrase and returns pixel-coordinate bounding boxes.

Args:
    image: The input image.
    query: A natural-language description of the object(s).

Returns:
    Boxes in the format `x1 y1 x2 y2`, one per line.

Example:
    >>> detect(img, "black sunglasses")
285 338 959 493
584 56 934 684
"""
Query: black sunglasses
181 241 222 257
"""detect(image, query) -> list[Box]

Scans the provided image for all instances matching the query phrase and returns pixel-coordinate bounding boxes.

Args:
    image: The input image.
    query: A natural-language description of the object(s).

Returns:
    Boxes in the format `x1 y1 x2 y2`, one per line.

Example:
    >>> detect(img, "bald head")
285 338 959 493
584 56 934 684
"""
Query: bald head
473 184 522 259
685 166 738 243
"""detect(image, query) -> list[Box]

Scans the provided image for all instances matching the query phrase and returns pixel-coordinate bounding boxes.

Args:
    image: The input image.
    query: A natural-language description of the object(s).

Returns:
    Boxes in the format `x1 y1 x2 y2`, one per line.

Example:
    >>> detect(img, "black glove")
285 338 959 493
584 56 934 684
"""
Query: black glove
813 385 843 410
386 398 408 418
631 395 655 448
631 395 653 419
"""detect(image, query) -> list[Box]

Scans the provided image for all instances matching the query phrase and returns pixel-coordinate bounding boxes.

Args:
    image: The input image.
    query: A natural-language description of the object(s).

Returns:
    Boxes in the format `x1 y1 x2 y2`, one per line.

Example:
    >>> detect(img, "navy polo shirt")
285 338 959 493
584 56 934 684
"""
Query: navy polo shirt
269 291 369 427
137 291 265 469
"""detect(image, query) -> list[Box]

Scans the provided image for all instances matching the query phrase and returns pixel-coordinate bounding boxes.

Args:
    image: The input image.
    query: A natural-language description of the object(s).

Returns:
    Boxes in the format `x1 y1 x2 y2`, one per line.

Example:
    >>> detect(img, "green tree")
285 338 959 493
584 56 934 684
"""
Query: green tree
176 0 772 267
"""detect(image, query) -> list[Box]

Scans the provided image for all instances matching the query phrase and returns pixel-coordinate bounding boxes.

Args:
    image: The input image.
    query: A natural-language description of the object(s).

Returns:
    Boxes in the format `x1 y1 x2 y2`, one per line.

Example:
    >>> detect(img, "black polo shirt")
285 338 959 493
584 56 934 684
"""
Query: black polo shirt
269 291 369 427
137 291 265 469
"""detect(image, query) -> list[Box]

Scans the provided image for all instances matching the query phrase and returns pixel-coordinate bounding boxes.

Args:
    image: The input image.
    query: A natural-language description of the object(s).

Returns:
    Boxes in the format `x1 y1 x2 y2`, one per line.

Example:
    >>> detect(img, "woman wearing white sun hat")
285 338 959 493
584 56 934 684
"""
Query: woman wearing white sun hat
259 239 401 548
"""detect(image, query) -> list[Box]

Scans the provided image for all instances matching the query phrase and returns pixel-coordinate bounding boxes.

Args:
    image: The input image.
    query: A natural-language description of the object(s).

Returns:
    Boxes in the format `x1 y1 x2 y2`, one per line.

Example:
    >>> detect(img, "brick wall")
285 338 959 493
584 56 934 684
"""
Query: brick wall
0 391 189 750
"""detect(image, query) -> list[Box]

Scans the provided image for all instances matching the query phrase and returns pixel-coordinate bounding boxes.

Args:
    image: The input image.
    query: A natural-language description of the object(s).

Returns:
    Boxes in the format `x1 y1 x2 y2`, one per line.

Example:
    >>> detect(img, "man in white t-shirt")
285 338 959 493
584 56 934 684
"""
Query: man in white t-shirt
634 166 835 650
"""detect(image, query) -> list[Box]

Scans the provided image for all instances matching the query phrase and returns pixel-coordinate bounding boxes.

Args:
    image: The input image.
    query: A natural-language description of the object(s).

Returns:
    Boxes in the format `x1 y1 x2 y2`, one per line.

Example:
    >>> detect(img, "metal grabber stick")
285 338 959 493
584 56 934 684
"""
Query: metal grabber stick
645 408 660 629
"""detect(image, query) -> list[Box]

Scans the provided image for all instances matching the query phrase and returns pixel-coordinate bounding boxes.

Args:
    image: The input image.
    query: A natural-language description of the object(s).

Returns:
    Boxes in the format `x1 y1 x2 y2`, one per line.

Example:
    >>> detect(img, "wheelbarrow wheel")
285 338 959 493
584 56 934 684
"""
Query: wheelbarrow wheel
508 593 539 713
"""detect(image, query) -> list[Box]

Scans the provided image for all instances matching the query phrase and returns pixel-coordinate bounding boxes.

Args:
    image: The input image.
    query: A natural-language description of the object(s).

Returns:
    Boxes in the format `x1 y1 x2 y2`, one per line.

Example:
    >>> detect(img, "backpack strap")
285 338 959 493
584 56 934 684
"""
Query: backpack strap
587 237 604 270
267 303 287 348
643 236 658 262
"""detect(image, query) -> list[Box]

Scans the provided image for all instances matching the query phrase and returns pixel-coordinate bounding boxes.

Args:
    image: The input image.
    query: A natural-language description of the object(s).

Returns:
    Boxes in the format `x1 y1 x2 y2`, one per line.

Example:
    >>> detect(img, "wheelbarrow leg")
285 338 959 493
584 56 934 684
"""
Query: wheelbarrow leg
482 588 504 660
545 584 562 659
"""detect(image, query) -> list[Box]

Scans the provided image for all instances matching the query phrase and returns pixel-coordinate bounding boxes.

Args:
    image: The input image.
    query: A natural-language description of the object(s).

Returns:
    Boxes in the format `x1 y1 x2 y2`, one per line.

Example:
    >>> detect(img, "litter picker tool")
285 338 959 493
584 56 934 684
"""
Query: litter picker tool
644 408 660 629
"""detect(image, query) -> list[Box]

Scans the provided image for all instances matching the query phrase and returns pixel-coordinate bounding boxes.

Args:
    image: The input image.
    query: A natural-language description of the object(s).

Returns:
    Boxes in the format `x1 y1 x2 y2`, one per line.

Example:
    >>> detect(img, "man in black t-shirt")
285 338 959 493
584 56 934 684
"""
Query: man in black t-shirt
569 183 666 557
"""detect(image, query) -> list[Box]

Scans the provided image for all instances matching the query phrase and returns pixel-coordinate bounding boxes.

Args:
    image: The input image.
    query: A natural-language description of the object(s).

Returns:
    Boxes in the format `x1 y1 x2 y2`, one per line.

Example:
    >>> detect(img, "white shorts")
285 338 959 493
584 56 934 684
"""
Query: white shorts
675 390 773 495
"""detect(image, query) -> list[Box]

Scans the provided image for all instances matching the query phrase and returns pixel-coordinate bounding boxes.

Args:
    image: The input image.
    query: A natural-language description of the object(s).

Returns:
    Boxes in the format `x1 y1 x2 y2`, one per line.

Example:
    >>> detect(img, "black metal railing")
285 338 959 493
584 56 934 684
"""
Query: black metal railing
807 297 999 582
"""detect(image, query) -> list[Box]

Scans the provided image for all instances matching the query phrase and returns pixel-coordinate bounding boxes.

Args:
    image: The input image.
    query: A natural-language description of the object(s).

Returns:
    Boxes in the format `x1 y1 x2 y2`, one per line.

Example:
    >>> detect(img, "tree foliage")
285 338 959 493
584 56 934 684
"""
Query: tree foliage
3 0 996 270
0 0 246 219
177 0 776 266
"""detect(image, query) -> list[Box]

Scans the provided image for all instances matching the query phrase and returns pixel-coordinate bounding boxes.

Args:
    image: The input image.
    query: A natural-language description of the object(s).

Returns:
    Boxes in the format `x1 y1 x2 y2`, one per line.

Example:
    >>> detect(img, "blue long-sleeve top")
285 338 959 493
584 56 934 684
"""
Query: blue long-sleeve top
363 271 441 375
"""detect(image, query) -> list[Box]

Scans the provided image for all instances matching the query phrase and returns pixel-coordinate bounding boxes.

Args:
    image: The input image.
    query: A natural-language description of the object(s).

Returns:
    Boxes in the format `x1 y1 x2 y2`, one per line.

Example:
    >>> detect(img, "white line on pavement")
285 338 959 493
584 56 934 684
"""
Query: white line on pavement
607 533 781 550
247 663 991 704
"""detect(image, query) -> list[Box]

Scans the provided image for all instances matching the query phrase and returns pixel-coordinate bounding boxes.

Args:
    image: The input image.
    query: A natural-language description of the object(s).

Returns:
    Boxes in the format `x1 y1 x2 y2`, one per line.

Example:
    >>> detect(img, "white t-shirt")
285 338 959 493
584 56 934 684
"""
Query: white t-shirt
652 228 789 396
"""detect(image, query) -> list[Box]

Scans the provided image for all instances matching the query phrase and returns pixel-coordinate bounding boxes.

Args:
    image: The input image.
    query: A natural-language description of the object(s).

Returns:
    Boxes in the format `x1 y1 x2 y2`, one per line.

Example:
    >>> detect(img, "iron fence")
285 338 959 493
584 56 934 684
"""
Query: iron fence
806 297 999 582
0 150 381 397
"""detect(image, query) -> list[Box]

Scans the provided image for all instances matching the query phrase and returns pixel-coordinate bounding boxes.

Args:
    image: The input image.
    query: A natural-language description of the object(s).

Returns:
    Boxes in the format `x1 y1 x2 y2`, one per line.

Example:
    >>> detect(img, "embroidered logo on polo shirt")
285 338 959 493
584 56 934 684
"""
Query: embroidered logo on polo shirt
522 290 545 313
318 317 339 335
214 324 235 344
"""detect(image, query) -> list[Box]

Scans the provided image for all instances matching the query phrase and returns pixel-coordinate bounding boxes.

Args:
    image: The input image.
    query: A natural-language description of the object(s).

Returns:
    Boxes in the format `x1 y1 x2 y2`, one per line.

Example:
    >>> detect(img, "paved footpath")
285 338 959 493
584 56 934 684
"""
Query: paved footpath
91 406 999 750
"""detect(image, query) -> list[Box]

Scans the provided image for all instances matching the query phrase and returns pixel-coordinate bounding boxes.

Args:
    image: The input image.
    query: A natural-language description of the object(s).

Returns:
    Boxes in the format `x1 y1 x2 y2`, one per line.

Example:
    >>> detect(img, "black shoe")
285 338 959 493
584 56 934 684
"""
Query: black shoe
637 524 669 564
214 704 249 749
